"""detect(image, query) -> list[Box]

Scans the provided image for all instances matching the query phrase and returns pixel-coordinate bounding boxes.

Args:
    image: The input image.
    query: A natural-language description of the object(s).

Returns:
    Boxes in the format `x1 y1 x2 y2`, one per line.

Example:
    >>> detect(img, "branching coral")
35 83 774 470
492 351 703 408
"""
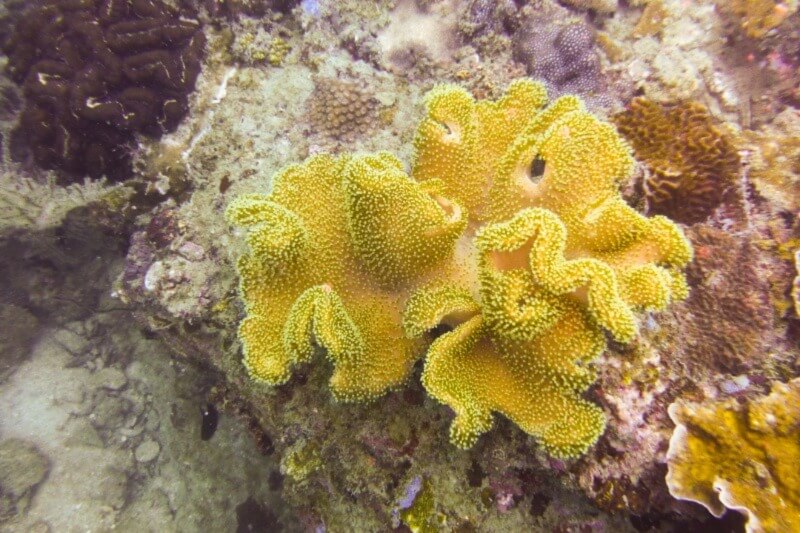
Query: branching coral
613 97 740 224
666 378 800 533
228 79 691 457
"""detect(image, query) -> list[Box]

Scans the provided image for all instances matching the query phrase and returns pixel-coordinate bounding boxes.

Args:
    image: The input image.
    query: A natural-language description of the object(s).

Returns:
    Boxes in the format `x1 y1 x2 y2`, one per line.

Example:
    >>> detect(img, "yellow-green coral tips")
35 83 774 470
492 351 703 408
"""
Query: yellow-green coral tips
402 284 480 339
419 314 606 456
226 153 461 400
228 79 693 458
226 194 307 275
344 152 467 286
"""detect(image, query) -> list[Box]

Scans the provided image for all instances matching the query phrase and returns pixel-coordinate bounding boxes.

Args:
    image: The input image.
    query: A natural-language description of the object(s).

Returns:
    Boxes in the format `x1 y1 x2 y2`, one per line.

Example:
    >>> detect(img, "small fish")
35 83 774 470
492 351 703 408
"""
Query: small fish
200 403 219 440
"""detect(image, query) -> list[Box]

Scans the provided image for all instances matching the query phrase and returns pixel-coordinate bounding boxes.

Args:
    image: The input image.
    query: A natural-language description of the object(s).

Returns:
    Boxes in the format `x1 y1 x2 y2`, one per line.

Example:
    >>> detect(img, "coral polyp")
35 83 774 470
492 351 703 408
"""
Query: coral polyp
227 79 692 457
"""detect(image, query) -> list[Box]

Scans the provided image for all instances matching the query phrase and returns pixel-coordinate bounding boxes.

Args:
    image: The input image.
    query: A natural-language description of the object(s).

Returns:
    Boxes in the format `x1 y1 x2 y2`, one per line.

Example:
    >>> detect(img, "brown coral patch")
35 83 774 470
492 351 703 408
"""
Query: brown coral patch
661 225 774 374
307 75 382 144
614 98 740 225
3 0 205 183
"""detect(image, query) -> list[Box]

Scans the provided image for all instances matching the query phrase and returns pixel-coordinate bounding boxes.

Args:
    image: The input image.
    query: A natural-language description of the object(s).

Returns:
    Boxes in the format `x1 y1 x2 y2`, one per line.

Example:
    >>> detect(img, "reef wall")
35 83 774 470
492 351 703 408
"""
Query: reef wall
2 0 800 531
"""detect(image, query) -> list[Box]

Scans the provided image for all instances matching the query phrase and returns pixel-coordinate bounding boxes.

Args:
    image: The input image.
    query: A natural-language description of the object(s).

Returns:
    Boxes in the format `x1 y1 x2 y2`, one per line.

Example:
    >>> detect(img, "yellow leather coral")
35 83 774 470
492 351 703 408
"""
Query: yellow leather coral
227 79 692 457
406 81 691 456
226 152 465 400
666 379 800 533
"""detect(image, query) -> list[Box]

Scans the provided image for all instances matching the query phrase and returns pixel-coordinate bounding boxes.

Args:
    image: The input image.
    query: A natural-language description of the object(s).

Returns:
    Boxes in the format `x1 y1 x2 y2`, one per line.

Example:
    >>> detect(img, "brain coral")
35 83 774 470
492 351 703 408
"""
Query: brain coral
3 0 205 182
613 98 740 225
227 79 692 458
666 378 800 533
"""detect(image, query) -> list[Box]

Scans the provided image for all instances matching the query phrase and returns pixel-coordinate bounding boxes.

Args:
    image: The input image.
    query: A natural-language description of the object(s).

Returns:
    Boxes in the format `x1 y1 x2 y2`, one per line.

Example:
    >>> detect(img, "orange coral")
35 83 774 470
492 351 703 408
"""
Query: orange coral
613 98 740 225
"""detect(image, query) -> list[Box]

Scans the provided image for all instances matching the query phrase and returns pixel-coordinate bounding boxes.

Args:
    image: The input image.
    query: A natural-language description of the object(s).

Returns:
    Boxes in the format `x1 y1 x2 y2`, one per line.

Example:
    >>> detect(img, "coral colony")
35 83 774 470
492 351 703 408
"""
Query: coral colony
2 0 205 182
614 98 741 224
6 0 800 531
667 378 800 532
226 79 692 458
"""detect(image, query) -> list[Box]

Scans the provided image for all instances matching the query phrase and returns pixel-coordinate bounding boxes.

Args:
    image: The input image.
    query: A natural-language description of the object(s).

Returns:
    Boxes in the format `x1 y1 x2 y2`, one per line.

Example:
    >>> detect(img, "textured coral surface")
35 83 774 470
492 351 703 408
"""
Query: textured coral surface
226 153 438 400
3 0 205 182
718 0 799 39
614 98 740 224
666 378 800 533
512 10 608 110
307 75 382 143
227 79 692 458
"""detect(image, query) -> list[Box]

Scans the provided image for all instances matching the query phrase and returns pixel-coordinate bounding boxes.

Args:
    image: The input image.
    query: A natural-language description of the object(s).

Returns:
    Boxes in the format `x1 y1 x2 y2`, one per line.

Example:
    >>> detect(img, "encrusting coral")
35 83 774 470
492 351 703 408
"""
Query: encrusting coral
307 75 382 143
227 79 692 458
717 0 798 39
613 97 740 224
666 378 800 533
512 12 608 110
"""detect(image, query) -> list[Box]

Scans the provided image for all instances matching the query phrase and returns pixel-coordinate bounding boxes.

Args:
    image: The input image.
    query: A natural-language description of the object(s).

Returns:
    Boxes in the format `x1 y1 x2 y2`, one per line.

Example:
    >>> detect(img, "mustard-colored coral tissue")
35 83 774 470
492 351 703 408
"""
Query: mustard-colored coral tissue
227 79 692 458
666 379 800 533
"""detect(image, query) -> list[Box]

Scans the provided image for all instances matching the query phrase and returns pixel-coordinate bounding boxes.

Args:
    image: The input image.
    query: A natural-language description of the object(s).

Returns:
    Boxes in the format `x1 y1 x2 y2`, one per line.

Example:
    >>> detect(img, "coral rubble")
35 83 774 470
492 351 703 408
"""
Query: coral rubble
614 97 740 224
666 378 800 533
227 79 692 458
3 0 205 182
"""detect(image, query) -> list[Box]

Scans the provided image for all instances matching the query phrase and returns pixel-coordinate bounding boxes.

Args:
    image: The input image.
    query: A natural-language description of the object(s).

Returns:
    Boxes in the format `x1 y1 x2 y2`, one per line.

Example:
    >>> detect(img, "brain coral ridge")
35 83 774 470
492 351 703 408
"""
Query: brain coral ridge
613 98 740 225
3 0 206 182
227 79 692 458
